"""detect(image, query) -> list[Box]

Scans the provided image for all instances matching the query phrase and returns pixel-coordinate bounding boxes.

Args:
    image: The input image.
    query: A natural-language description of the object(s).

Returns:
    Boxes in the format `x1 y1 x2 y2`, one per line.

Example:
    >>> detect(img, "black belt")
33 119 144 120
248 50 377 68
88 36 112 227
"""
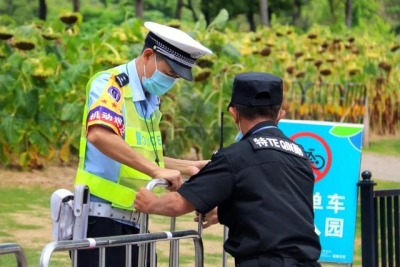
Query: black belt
235 255 321 267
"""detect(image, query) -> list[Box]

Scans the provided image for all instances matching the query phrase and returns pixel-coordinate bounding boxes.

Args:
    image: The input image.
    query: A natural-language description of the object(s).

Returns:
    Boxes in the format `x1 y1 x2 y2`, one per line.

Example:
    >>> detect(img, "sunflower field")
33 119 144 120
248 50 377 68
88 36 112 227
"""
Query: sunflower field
0 11 399 169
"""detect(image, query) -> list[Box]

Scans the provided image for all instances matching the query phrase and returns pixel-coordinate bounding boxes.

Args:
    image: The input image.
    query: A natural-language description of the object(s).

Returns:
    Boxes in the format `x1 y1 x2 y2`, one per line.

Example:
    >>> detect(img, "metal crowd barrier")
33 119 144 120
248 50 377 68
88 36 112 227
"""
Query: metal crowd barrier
39 230 203 267
138 178 204 267
0 243 28 267
2 179 226 267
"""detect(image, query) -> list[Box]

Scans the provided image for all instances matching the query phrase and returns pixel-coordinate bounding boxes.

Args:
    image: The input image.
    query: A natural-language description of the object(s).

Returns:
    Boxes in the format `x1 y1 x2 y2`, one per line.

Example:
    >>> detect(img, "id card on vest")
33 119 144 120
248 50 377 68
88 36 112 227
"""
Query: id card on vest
249 136 307 159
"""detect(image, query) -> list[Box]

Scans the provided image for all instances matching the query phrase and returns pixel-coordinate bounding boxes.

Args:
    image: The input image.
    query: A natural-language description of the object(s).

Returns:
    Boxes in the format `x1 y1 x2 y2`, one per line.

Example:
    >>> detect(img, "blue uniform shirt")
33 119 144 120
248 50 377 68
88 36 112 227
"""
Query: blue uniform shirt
84 59 160 205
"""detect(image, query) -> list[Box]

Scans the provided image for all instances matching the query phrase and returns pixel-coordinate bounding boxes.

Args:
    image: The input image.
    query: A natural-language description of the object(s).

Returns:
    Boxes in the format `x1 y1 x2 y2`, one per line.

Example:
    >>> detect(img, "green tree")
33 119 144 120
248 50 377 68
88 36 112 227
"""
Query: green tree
0 0 38 24
381 0 400 33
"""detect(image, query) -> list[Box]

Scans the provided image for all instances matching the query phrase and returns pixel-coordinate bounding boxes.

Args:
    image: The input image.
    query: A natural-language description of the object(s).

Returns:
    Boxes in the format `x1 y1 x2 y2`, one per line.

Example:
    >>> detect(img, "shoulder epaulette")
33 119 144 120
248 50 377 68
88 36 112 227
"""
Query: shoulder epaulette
115 73 129 87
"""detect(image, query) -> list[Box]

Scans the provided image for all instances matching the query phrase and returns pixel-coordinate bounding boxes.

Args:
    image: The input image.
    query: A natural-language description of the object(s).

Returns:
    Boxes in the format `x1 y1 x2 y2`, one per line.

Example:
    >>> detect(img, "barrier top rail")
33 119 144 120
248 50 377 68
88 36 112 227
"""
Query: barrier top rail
0 243 28 267
39 230 203 267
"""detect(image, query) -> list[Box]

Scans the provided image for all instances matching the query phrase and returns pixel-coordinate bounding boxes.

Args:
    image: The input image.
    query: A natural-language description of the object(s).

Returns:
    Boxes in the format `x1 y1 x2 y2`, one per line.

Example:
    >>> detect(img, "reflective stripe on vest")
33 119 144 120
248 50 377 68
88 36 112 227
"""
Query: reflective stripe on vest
75 67 164 209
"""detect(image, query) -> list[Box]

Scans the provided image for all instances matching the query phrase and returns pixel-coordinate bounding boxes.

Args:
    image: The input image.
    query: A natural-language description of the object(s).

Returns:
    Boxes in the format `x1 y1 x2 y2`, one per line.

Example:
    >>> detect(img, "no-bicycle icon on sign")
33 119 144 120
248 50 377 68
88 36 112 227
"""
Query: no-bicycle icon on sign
290 132 332 182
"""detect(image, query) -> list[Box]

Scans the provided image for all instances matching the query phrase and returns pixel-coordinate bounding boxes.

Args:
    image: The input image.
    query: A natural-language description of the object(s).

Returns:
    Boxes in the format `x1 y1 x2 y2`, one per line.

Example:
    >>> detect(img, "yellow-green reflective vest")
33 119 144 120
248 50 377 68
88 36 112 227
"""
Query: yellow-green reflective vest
75 68 165 210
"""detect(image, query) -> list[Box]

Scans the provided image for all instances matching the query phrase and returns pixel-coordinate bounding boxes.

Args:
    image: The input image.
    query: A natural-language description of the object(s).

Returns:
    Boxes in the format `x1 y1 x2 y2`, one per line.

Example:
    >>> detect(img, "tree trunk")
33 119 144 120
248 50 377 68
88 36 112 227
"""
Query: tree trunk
136 0 144 19
203 9 211 25
99 0 107 7
186 0 198 21
260 0 270 27
73 0 80 12
345 0 352 28
292 0 301 26
38 0 47 21
246 10 256 32
328 0 336 21
176 0 184 20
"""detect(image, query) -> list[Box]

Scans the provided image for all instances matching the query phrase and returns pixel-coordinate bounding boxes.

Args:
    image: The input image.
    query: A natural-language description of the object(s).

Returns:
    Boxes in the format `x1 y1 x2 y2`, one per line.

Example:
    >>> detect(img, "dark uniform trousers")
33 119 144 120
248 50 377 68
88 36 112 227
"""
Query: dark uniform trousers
235 255 321 267
75 216 152 267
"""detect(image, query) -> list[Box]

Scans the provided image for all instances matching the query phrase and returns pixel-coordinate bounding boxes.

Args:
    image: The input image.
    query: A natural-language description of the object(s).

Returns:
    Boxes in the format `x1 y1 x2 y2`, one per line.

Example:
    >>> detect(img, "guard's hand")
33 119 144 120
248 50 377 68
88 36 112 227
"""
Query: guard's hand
134 188 158 213
152 168 183 191
194 208 219 229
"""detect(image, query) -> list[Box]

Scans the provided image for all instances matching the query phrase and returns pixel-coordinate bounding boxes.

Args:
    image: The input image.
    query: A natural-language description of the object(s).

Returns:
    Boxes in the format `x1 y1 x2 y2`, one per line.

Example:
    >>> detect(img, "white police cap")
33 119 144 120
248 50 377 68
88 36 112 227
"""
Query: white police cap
144 21 213 81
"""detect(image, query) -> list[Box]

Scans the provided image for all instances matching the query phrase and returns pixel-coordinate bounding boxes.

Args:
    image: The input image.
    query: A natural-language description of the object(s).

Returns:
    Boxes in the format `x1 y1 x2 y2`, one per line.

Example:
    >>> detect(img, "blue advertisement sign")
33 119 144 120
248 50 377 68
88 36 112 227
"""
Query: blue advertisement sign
278 119 364 264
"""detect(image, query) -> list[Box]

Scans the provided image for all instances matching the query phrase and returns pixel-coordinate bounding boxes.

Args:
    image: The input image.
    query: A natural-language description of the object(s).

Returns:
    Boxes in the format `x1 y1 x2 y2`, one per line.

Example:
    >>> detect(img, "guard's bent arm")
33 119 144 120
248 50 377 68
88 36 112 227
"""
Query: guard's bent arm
148 192 196 217
87 125 160 177
164 157 209 176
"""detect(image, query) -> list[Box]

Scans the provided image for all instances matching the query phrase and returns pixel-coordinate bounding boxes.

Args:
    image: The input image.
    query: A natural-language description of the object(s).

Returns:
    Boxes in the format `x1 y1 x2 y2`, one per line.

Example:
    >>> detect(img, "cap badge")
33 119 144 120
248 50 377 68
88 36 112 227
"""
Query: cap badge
190 51 205 58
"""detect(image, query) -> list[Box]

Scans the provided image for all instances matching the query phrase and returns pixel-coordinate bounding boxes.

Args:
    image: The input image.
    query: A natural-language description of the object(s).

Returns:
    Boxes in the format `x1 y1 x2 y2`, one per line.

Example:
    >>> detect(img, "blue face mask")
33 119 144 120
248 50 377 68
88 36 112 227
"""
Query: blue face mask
235 131 243 142
142 55 177 96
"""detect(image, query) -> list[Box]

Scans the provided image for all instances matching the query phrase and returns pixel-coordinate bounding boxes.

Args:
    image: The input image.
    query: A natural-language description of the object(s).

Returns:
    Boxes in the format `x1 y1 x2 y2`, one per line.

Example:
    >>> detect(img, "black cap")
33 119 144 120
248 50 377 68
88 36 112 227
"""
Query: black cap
227 72 283 109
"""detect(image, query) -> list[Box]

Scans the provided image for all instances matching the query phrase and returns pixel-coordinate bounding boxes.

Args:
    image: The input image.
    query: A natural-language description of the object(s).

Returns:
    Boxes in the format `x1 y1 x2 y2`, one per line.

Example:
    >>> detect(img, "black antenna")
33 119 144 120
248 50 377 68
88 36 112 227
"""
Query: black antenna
220 112 224 149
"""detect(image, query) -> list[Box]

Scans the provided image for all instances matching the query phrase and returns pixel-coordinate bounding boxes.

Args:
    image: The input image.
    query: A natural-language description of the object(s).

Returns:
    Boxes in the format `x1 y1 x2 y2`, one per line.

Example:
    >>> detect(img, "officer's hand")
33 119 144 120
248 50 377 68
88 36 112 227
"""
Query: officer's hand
134 188 158 213
186 160 210 176
152 168 183 191
194 208 219 229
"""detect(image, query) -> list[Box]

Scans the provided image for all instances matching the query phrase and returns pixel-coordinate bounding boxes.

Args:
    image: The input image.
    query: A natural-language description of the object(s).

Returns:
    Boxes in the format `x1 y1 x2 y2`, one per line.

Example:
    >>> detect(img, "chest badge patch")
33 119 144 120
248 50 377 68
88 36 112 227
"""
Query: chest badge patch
107 86 121 102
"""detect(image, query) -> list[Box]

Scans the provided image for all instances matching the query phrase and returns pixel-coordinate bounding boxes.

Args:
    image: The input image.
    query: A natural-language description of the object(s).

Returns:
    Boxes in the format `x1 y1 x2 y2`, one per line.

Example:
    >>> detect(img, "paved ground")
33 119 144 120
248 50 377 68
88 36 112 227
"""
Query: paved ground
360 152 400 182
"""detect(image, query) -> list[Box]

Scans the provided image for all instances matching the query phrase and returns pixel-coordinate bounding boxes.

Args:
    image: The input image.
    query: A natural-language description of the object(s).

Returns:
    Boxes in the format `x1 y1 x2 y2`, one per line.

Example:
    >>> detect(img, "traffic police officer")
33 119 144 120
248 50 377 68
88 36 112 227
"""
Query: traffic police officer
74 22 212 266
135 72 322 267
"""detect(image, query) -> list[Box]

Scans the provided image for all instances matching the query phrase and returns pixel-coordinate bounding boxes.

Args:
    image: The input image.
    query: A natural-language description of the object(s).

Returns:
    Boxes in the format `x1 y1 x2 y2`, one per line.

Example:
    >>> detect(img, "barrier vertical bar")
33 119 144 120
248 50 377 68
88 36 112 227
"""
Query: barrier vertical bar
138 179 170 267
193 232 204 267
394 196 399 267
222 227 228 267
380 197 387 267
99 247 106 267
197 215 203 236
357 170 376 267
374 198 379 267
138 209 149 267
387 196 393 267
150 242 157 266
169 217 179 267
125 245 132 267
71 250 77 267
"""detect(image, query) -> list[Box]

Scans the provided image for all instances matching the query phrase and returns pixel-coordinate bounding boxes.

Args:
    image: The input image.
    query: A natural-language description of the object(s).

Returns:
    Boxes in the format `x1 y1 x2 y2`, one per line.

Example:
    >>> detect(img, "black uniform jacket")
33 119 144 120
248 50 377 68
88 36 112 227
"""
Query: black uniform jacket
178 121 321 261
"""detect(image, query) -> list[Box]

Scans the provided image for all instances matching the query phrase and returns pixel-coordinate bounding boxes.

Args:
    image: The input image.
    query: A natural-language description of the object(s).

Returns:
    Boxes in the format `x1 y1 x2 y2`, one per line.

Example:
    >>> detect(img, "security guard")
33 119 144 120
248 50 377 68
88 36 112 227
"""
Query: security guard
75 22 212 266
135 72 322 267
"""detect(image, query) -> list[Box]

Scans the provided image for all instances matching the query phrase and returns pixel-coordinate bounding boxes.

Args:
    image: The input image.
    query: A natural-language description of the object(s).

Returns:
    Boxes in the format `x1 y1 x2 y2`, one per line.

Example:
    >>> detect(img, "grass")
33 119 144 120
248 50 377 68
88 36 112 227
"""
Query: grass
1 179 399 266
363 138 400 157
0 187 70 267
